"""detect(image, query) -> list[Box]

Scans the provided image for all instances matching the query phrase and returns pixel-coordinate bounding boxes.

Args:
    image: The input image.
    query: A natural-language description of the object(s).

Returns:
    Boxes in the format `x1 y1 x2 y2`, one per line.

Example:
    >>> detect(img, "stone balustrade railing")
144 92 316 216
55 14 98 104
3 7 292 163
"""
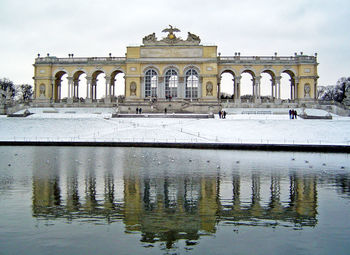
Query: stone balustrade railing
35 56 126 64
219 55 317 64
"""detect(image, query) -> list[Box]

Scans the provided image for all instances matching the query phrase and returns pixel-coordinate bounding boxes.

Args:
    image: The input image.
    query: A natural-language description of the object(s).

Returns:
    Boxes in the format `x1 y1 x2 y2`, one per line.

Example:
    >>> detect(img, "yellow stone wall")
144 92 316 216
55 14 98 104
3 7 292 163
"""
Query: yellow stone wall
33 39 317 101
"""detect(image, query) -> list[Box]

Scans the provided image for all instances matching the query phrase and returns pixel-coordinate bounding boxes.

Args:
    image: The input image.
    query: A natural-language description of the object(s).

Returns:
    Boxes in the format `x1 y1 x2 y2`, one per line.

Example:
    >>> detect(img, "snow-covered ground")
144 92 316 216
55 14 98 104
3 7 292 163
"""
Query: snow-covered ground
0 107 349 145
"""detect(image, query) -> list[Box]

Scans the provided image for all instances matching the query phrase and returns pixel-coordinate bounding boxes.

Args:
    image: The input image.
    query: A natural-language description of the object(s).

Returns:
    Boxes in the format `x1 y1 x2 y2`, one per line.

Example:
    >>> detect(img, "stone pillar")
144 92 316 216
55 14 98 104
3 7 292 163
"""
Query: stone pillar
91 78 97 100
271 78 275 98
275 76 281 100
51 79 54 100
254 76 261 103
110 78 116 98
255 76 261 98
158 77 164 99
58 81 61 101
73 79 79 98
67 77 73 104
67 77 73 98
314 78 318 100
234 76 241 101
251 77 255 98
140 77 145 98
198 77 202 99
294 77 299 100
105 76 110 98
177 76 184 99
105 76 111 103
86 77 92 103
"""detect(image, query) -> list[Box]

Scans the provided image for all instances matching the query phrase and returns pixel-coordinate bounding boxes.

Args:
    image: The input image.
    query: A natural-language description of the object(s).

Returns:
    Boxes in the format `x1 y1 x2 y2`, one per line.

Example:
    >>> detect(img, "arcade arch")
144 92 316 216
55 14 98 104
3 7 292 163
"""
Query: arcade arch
240 70 255 99
220 70 235 99
53 71 68 101
111 70 125 97
91 70 106 100
260 70 275 98
280 70 296 100
72 71 87 100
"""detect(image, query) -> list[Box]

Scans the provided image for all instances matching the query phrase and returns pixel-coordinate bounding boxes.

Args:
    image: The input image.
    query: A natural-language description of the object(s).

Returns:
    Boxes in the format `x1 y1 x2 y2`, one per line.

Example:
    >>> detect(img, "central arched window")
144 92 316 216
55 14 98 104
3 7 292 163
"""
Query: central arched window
165 69 178 98
185 69 199 99
145 69 158 97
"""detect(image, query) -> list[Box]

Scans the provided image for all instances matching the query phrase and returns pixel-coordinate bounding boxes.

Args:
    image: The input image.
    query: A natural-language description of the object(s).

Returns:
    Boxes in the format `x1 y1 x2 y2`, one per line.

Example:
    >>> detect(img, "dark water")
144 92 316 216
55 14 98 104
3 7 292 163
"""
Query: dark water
0 146 349 255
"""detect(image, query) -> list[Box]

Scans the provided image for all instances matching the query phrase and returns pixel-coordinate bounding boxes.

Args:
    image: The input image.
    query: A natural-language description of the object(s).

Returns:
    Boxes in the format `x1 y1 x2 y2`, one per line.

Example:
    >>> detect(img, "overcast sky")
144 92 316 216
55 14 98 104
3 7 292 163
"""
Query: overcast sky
1 0 349 87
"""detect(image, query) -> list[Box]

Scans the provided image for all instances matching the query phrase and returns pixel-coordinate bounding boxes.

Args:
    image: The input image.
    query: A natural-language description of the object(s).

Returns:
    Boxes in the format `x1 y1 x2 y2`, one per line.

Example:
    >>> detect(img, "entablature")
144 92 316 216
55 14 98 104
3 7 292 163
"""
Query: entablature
126 58 217 64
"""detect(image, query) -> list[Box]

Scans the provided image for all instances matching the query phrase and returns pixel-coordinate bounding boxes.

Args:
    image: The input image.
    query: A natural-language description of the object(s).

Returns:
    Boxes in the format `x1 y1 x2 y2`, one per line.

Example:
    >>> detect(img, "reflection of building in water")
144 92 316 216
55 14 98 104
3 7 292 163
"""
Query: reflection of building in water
32 150 318 247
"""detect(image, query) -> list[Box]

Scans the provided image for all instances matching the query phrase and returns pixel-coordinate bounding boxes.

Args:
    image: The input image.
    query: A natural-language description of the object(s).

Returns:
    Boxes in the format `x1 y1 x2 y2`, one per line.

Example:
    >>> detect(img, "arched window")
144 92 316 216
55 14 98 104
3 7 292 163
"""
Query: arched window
165 69 178 98
185 69 199 99
145 69 158 97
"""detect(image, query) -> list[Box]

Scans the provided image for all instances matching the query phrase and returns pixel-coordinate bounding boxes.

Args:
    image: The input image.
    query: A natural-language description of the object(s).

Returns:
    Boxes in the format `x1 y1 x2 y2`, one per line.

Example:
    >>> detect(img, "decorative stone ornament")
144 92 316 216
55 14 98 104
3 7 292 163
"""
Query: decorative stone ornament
206 82 213 96
142 25 201 46
130 82 137 96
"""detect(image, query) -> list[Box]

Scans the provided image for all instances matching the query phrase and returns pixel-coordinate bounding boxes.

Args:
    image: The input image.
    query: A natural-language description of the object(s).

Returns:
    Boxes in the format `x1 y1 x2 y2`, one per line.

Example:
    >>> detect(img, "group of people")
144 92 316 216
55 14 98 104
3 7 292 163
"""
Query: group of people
289 109 298 119
135 107 143 114
218 110 227 119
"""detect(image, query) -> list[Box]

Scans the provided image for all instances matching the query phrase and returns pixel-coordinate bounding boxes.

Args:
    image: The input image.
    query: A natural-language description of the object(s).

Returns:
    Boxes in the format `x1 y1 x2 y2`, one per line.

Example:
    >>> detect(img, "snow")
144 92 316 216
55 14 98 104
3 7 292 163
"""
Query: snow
0 107 349 145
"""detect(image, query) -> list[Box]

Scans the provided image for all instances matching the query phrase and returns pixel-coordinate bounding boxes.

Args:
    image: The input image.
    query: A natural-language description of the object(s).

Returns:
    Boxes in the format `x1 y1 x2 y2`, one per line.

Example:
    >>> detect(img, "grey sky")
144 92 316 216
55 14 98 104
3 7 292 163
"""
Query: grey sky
0 0 349 86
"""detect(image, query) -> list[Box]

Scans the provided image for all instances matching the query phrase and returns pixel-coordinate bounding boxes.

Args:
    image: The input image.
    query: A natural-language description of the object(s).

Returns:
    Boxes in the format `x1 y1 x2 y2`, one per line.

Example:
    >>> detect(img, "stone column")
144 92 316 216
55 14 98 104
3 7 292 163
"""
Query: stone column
199 77 203 99
51 79 54 101
275 76 281 103
255 76 261 98
73 79 79 98
86 77 92 103
158 77 164 99
91 78 97 100
105 76 111 103
234 76 241 101
67 77 72 98
105 76 110 98
314 78 318 100
67 77 73 104
140 77 145 98
271 78 275 98
254 76 261 103
251 77 256 98
58 81 61 101
178 76 184 99
110 78 116 98
294 77 299 100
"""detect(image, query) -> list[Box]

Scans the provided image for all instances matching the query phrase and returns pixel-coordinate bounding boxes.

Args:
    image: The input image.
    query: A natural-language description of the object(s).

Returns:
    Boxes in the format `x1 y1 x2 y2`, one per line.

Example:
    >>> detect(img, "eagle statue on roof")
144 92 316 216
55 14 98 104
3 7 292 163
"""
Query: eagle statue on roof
162 25 180 39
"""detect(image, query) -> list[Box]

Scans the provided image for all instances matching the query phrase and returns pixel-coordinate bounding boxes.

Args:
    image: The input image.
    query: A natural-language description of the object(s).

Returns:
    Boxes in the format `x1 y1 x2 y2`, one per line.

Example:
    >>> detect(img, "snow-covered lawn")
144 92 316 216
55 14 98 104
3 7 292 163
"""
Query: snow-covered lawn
0 107 349 145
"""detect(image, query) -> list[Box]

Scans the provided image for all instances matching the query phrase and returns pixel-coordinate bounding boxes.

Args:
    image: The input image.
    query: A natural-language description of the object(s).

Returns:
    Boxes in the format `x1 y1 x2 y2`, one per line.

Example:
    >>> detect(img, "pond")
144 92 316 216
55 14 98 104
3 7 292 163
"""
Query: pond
0 146 349 254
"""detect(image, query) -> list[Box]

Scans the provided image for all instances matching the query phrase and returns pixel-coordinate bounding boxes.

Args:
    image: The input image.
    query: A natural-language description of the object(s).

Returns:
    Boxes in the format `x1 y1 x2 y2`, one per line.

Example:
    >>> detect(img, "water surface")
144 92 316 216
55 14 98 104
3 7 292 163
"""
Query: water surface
0 146 349 254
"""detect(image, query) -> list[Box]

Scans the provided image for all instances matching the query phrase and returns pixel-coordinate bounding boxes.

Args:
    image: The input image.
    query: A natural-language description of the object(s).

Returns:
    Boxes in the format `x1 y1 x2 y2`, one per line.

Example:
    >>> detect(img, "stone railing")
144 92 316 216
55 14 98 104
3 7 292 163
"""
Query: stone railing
35 56 126 64
219 55 317 65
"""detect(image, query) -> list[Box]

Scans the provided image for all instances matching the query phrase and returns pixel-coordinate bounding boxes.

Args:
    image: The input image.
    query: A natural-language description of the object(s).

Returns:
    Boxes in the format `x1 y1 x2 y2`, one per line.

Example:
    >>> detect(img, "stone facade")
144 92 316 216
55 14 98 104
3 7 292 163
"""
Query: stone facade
33 26 319 104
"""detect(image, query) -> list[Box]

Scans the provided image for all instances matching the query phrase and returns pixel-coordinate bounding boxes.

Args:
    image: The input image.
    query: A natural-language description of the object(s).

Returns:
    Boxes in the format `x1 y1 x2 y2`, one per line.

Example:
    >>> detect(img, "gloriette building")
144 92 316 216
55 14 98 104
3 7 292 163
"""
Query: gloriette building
33 26 318 110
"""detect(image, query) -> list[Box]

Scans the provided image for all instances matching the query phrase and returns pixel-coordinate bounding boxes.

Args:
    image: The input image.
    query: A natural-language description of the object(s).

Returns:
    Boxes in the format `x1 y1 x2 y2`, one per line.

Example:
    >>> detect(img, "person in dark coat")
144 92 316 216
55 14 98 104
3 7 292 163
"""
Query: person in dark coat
223 111 227 119
289 109 292 119
218 110 222 119
139 108 142 114
136 107 139 114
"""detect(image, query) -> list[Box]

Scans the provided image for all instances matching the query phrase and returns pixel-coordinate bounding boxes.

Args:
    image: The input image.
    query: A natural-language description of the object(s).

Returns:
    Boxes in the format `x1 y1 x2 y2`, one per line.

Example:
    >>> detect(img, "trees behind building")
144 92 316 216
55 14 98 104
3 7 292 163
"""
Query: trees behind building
318 77 350 106
0 78 16 99
0 78 33 102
